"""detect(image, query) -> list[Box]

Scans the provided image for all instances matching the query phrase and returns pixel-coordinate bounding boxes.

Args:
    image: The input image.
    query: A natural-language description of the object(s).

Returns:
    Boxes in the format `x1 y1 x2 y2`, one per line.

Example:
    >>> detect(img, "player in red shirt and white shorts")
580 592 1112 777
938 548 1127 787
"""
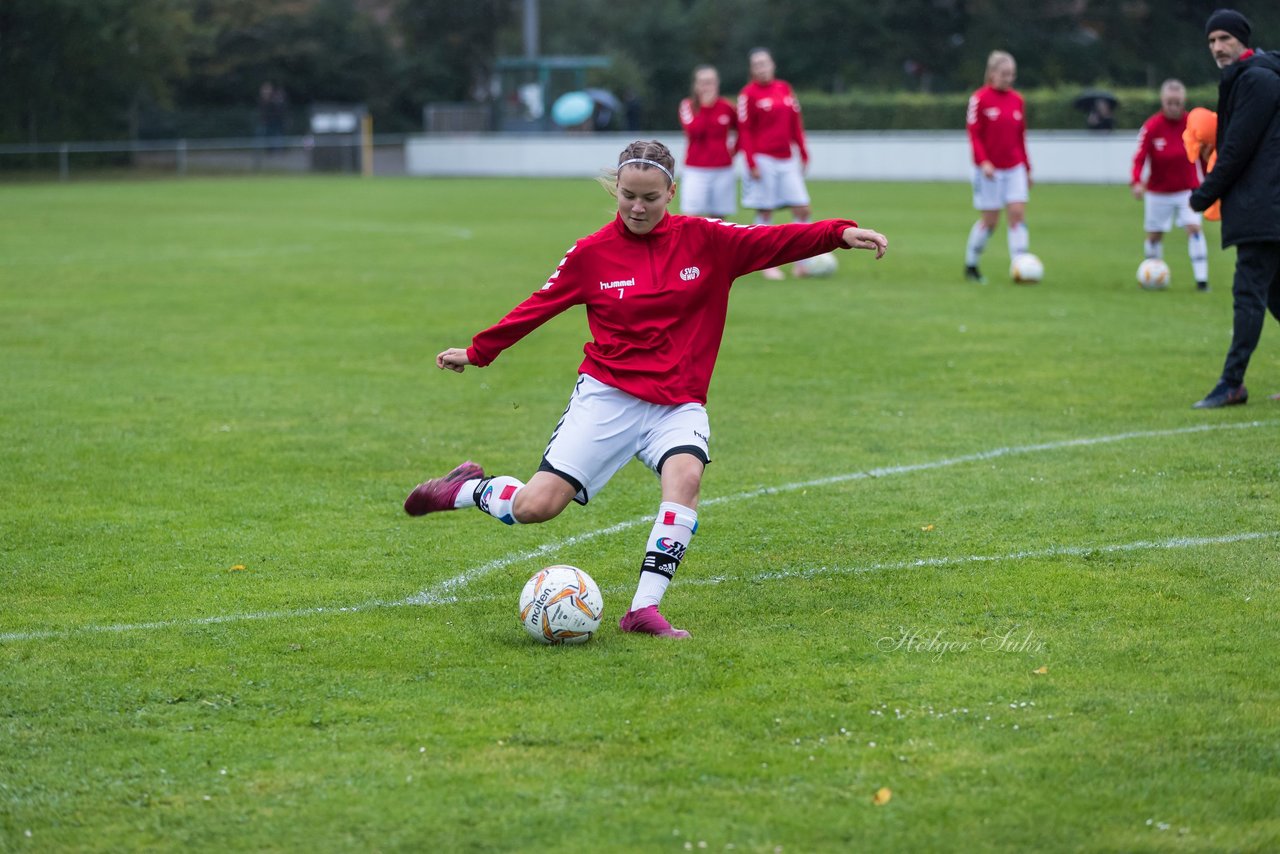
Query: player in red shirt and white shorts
964 51 1031 283
1130 79 1210 291
738 48 812 279
404 140 888 639
679 65 738 218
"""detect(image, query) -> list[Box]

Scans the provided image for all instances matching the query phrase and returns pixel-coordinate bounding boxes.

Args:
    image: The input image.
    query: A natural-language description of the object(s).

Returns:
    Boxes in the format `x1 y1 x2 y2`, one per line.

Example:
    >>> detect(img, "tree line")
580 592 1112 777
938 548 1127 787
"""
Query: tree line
2 0 1274 143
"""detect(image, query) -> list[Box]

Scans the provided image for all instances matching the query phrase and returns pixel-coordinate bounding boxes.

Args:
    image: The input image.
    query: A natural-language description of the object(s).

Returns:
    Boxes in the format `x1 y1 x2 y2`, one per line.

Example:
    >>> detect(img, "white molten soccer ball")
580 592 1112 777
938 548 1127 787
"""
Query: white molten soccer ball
1010 253 1044 284
1136 258 1171 290
518 565 603 645
801 252 838 277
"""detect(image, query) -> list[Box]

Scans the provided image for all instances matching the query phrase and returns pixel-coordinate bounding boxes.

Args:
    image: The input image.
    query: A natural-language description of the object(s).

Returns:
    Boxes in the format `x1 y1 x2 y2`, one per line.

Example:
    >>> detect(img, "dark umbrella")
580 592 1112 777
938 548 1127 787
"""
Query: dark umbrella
1073 89 1119 131
585 88 623 130
1072 89 1119 112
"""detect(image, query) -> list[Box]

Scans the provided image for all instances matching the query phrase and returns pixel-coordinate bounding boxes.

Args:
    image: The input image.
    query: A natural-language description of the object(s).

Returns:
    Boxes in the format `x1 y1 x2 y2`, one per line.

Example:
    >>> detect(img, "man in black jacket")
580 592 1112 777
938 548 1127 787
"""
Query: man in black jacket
1188 9 1280 409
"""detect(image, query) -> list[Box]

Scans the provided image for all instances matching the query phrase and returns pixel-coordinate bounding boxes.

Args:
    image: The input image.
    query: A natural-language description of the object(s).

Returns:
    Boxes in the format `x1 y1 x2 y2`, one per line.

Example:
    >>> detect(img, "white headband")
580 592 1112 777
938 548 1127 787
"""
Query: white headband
618 158 675 185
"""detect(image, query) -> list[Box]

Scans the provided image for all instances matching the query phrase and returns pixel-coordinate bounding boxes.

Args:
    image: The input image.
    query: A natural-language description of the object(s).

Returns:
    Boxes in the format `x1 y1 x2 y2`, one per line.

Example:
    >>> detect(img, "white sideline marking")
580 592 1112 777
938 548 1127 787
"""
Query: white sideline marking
402 419 1279 605
1 420 1275 643
692 531 1280 586
2 530 1276 643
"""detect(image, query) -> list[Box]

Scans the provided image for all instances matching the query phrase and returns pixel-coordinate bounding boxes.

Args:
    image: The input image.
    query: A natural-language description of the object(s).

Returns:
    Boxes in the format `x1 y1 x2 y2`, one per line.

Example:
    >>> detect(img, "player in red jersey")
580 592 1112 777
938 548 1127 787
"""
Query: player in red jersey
964 51 1031 284
1131 79 1210 291
737 47 812 279
679 65 738 218
404 140 887 639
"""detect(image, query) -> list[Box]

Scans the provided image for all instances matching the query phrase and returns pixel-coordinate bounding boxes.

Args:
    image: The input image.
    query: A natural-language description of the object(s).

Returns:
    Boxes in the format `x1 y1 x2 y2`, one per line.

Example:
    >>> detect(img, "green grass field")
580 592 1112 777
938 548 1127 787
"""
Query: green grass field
2 174 1278 852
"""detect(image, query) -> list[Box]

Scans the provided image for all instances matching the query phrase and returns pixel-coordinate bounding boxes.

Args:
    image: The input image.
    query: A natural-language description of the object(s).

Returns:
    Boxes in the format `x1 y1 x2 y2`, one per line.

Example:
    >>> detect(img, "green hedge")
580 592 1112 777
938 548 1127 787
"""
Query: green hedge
796 86 1219 132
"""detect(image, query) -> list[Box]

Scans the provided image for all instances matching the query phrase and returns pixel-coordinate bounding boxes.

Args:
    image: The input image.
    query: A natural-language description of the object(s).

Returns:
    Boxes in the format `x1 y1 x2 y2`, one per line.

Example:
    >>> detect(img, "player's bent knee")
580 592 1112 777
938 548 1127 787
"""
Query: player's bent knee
512 477 575 523
512 492 567 524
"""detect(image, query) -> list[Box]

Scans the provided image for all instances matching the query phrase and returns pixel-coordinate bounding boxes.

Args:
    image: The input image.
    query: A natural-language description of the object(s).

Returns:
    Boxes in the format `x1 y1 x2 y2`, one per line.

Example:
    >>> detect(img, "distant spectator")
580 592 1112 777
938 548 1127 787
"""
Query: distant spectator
257 82 287 153
624 90 644 131
1086 99 1115 131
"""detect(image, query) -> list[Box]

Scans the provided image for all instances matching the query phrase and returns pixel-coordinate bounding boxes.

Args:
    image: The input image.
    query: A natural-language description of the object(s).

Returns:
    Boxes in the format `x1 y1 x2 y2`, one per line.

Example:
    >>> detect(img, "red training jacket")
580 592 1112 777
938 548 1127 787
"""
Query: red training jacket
736 79 809 170
467 214 857 405
1131 112 1200 192
679 97 738 168
966 85 1030 171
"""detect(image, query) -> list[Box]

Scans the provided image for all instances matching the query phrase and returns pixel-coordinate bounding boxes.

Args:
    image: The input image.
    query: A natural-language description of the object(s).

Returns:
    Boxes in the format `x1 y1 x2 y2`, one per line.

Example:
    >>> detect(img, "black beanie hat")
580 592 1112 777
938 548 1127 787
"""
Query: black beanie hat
1205 9 1251 46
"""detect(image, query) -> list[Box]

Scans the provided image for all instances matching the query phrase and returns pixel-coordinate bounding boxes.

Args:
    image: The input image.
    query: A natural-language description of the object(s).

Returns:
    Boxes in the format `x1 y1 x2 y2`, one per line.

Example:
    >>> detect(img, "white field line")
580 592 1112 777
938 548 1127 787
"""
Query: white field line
1 420 1275 643
2 530 1276 644
401 419 1279 605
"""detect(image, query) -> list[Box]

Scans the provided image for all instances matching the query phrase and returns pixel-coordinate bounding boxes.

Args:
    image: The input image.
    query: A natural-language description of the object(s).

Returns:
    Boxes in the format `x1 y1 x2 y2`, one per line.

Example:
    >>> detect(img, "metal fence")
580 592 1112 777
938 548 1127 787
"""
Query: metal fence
0 134 413 180
422 103 494 133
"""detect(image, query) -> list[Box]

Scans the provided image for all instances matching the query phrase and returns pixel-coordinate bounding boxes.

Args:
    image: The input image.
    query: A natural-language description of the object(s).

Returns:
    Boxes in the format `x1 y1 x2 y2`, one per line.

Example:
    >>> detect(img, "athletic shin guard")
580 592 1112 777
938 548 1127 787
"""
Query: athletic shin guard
1188 232 1209 284
965 220 992 266
1007 222 1029 258
631 502 698 611
473 476 525 526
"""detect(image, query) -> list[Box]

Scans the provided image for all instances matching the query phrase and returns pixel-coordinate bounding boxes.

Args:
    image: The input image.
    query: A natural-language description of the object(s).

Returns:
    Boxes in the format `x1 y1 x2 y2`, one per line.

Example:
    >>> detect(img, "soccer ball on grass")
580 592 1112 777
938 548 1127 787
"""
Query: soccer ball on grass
518 565 603 644
1010 253 1044 284
1136 258 1171 290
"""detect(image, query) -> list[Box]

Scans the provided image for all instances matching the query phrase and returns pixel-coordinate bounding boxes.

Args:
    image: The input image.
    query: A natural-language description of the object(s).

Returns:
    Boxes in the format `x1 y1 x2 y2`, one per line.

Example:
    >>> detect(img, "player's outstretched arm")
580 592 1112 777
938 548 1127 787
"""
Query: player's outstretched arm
436 347 472 373
841 227 888 260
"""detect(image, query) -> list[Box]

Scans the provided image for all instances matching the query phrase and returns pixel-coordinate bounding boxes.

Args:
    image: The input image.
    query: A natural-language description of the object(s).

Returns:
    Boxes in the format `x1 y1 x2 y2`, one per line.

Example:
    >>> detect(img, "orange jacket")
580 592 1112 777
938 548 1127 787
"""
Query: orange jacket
1183 108 1221 221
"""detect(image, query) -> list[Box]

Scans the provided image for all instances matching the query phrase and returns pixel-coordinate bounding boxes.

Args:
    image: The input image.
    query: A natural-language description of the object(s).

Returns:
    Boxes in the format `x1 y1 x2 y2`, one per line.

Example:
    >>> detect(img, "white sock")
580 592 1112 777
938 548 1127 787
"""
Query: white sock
452 479 482 509
1188 232 1209 283
630 502 697 611
1144 238 1163 260
1007 222 1029 258
754 212 771 226
473 476 525 525
965 221 992 266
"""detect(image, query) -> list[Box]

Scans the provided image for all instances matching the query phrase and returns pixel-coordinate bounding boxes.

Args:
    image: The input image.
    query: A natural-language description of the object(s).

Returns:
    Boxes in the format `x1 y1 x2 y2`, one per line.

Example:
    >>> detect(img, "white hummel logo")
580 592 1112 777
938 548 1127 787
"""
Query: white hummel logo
680 267 700 281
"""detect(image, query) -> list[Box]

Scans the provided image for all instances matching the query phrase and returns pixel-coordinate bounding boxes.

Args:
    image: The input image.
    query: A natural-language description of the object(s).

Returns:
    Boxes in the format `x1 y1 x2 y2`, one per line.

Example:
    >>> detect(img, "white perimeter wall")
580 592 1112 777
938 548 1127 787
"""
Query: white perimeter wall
406 130 1139 185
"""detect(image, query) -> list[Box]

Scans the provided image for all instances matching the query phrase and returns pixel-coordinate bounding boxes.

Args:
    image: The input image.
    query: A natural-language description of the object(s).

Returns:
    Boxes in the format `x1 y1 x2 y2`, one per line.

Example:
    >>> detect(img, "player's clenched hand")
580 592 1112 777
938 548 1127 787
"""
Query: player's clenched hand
436 348 471 373
842 227 888 260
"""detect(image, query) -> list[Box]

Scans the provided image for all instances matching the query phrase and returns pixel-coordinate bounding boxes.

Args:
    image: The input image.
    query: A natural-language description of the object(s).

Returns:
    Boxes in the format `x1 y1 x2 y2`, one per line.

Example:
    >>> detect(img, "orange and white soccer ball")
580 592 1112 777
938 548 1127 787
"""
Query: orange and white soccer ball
1137 258 1171 290
1010 253 1044 284
518 565 603 644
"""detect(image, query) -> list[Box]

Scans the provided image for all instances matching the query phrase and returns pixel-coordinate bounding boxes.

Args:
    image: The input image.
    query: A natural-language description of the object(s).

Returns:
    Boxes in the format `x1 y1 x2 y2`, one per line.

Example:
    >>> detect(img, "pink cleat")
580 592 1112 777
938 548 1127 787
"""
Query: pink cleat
761 267 786 281
619 605 691 639
404 461 485 516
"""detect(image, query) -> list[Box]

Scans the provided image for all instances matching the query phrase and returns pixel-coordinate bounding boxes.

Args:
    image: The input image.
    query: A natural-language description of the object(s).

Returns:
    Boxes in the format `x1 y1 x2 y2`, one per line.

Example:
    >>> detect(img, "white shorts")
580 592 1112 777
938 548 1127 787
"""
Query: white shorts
1144 190 1201 233
540 374 711 505
679 165 737 217
972 163 1029 210
742 153 810 211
